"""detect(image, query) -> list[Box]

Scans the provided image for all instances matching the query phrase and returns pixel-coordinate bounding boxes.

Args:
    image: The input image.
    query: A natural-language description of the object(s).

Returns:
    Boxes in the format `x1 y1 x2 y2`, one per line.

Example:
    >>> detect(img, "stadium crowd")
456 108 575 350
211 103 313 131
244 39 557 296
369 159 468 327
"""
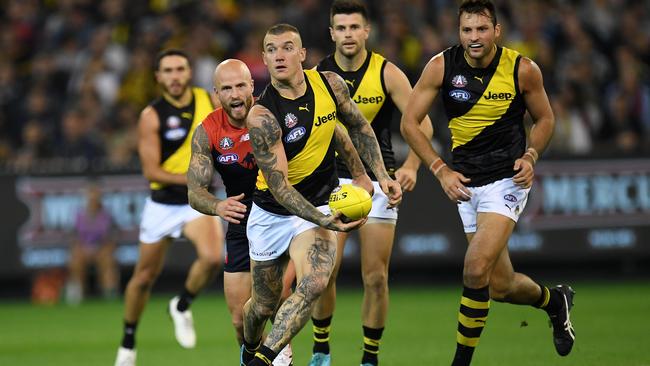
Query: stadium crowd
0 0 648 172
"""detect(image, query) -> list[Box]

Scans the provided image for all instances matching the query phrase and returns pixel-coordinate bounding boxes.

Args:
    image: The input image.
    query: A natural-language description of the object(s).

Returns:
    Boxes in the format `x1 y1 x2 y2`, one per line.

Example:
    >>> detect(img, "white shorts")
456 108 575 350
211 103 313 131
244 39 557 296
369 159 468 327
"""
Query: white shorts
139 198 205 243
246 203 330 261
457 177 530 233
338 178 398 221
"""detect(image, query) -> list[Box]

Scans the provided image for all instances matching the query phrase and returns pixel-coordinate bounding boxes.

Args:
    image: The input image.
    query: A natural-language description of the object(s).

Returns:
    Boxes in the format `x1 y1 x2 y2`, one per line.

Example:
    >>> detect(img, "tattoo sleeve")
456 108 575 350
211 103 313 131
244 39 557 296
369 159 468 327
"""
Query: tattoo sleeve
187 125 220 215
333 124 366 178
323 71 390 180
247 108 328 225
244 258 285 343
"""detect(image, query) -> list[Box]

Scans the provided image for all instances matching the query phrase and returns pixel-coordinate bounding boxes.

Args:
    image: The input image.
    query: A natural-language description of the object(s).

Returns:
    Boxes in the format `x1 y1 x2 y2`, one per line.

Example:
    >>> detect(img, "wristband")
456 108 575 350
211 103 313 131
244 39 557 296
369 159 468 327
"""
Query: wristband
429 158 447 177
524 147 538 165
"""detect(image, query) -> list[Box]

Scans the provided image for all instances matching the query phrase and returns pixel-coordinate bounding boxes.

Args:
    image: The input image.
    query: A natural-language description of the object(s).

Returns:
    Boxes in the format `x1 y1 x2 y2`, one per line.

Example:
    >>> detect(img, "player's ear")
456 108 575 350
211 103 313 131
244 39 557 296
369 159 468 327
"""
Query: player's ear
329 26 335 42
300 47 306 63
494 23 501 39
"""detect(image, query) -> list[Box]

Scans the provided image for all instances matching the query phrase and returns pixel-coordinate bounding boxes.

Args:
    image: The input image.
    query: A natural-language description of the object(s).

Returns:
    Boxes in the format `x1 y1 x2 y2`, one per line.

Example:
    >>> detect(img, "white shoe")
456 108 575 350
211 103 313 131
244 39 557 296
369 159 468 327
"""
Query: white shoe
114 347 136 366
168 296 196 348
273 343 293 366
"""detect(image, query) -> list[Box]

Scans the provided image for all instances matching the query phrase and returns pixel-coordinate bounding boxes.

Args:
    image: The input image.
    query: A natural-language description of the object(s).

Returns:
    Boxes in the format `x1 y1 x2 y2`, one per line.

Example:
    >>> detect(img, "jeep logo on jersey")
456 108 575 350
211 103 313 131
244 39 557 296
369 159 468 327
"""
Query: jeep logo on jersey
484 91 514 100
353 95 384 104
164 128 187 141
315 111 336 126
451 74 468 88
284 112 298 128
219 137 234 150
449 89 471 102
285 127 306 143
217 153 239 164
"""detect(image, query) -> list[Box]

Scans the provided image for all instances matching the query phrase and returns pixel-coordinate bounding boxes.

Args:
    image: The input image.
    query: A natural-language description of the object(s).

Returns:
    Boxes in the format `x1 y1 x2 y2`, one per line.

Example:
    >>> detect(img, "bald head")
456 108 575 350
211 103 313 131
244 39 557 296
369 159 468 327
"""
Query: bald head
213 59 254 126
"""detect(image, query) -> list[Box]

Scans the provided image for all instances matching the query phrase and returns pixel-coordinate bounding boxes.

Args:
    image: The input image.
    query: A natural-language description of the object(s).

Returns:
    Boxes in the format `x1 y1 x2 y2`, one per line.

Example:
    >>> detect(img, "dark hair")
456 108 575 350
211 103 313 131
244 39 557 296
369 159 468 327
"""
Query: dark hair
330 0 369 25
458 0 497 27
266 23 301 37
154 49 190 71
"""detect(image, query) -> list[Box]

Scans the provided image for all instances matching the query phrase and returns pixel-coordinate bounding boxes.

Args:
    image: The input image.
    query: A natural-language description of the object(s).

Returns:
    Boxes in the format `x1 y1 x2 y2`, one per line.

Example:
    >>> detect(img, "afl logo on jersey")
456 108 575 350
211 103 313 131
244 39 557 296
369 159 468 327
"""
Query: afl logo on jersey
285 127 306 143
284 113 299 128
167 115 182 128
217 153 239 164
165 128 187 140
451 75 467 88
219 137 234 150
504 194 517 203
449 89 471 102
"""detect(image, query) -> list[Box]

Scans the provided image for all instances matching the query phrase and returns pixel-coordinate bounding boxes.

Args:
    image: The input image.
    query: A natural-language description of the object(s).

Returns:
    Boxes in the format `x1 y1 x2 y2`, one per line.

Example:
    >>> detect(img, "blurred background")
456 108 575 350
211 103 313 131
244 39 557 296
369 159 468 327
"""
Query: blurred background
0 0 649 303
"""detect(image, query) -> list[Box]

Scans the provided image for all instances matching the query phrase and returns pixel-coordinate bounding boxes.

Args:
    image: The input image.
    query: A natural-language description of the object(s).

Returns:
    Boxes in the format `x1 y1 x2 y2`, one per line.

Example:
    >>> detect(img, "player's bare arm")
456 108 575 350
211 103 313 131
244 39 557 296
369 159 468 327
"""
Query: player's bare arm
138 106 187 186
322 71 402 206
384 61 434 191
187 125 246 223
513 57 555 189
333 124 373 195
247 105 363 232
401 53 471 202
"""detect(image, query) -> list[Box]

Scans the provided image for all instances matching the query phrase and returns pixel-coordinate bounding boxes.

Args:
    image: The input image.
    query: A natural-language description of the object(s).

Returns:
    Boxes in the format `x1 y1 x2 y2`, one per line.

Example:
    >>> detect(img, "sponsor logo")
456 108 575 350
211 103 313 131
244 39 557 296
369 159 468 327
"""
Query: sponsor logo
345 79 355 88
164 128 187 141
451 74 467 88
285 126 306 143
166 115 181 128
240 133 249 142
504 194 518 203
284 112 298 128
217 153 239 164
353 95 384 104
449 89 471 102
484 91 514 100
181 112 193 120
219 137 234 150
315 111 336 126
299 103 310 112
474 75 484 84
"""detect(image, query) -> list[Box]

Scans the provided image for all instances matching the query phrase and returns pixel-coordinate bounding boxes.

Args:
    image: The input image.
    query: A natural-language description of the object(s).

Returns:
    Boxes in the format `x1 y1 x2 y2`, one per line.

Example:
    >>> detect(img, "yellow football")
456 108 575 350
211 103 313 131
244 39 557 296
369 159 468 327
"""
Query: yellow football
328 184 372 221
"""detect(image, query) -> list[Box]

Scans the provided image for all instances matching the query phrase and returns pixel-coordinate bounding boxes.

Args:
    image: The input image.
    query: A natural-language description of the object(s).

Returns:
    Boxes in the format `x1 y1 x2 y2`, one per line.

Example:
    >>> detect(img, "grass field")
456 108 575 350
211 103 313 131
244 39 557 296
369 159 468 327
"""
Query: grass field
1 281 648 366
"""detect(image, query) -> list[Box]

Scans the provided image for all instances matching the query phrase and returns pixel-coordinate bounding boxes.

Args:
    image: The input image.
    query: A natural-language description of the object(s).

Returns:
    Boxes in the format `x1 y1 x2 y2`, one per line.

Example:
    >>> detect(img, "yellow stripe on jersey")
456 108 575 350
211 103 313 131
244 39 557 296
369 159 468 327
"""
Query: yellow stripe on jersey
256 70 337 190
449 48 519 150
151 87 212 190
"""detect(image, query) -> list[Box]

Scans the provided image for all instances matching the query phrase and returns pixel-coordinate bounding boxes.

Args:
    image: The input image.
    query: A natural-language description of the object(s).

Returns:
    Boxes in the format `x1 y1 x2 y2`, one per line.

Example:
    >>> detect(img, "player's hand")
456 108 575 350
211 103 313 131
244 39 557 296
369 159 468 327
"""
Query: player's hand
395 166 417 192
437 166 472 202
322 211 367 232
215 193 247 224
378 178 402 208
352 173 374 196
513 156 534 188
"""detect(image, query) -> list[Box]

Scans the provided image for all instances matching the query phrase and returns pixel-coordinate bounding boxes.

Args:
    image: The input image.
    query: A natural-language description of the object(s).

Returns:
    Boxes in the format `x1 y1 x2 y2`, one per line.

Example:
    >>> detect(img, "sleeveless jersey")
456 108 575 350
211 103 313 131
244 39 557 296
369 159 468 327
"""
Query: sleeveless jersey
317 52 397 179
202 108 258 226
441 45 526 187
254 70 339 215
149 87 213 204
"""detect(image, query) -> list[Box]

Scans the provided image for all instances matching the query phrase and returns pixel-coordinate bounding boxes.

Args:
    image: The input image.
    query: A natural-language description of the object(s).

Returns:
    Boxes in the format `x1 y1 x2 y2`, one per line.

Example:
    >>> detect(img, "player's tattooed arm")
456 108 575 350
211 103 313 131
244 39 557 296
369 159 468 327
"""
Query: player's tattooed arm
333 124 366 179
264 237 336 351
244 258 285 343
187 125 219 215
246 105 329 226
322 71 390 181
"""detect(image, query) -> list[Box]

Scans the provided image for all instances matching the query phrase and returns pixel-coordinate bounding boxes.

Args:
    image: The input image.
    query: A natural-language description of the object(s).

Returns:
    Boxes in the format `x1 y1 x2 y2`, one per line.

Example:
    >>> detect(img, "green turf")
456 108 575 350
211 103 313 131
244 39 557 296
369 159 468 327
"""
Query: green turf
0 282 648 365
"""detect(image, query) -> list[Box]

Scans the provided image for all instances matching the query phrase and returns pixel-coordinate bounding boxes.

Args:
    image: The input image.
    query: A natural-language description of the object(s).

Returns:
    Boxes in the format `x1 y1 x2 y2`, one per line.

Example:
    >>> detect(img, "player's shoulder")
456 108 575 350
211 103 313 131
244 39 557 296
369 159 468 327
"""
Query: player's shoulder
139 104 160 127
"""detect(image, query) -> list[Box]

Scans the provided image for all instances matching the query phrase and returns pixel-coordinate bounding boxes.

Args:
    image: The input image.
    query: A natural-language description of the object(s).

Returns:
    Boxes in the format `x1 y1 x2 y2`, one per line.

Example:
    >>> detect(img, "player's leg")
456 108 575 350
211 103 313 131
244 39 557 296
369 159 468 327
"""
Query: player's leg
273 260 296 366
452 212 514 366
96 241 118 299
308 231 346 365
223 226 252 346
249 227 337 366
358 221 395 366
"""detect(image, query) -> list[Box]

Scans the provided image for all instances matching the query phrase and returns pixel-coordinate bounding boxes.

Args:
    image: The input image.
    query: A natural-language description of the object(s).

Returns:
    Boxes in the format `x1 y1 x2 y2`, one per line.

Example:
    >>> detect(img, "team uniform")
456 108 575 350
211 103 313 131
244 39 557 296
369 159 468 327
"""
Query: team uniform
440 45 530 233
201 108 258 272
140 87 214 243
317 52 397 221
247 69 339 261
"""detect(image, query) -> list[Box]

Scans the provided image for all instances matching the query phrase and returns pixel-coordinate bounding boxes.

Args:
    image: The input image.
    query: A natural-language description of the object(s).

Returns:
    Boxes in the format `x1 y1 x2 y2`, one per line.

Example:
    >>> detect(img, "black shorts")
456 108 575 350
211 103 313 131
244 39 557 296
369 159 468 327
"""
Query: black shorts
224 224 250 273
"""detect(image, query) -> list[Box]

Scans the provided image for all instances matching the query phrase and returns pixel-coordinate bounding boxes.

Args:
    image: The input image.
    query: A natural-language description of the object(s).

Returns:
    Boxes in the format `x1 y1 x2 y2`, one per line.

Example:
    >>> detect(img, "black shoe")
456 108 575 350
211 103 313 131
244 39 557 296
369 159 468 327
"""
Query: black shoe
548 285 575 356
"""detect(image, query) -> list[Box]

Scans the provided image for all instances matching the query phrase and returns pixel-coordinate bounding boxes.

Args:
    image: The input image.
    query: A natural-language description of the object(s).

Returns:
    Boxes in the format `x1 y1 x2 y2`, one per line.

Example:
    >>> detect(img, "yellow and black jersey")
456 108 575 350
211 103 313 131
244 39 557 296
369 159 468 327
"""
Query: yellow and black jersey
441 45 526 187
254 70 339 215
317 52 397 179
149 87 213 204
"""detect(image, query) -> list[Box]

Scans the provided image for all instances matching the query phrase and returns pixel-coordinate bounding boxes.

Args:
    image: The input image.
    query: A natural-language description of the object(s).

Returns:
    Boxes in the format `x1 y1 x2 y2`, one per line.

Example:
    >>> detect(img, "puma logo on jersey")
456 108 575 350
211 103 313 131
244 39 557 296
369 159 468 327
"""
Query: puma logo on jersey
299 104 310 112
181 112 193 120
474 76 484 84
353 95 384 104
345 79 355 88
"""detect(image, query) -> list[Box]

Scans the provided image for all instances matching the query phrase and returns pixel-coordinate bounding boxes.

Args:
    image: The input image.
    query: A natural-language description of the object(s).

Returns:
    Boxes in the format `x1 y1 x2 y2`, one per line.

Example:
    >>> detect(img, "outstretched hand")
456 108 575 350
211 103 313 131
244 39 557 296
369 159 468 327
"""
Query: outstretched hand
322 211 367 232
215 193 247 224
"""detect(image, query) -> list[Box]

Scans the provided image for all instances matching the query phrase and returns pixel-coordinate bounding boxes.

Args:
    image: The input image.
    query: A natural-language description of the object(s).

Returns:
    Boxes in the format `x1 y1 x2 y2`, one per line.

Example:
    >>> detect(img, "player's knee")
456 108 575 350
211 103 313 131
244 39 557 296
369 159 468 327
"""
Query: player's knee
198 255 221 271
252 301 276 320
463 257 491 285
362 270 388 294
297 273 329 302
131 267 160 291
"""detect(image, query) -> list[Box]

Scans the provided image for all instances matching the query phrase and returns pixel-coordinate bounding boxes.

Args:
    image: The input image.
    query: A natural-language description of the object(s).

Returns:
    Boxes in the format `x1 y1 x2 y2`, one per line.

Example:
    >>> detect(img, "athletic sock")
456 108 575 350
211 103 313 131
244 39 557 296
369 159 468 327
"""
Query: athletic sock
248 345 277 366
533 283 562 314
312 316 332 354
121 321 137 349
452 286 490 366
361 326 384 365
242 338 261 365
176 288 196 312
